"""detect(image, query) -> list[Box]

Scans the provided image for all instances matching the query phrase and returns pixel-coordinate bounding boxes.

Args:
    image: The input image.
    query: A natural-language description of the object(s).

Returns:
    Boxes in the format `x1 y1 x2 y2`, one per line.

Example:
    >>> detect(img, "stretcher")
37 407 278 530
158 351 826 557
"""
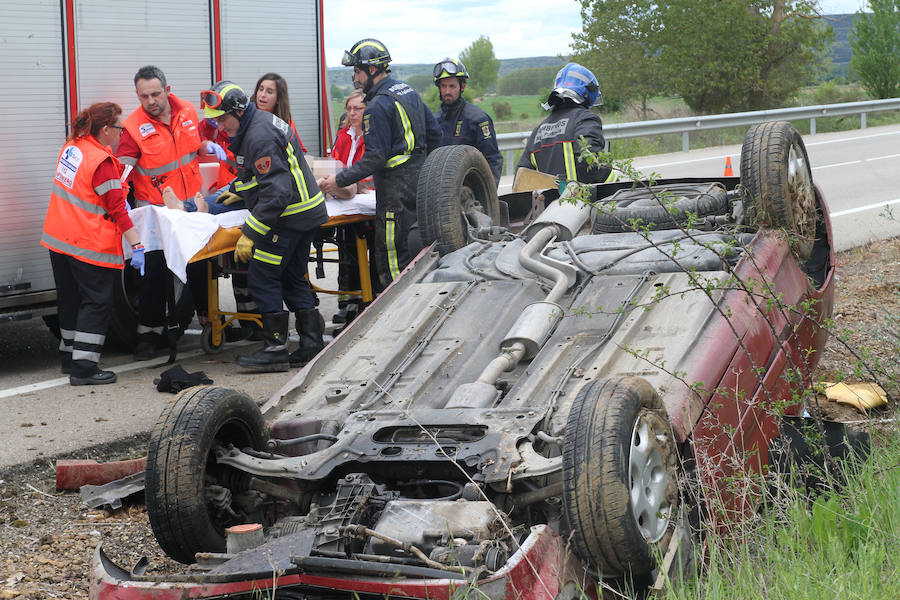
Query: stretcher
188 212 375 354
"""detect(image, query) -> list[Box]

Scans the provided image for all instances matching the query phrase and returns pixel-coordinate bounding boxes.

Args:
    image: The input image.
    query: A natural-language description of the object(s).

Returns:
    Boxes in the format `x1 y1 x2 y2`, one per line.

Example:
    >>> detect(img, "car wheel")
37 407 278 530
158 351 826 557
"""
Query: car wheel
562 377 678 578
107 265 194 349
740 120 817 261
416 145 500 255
592 182 730 233
145 386 266 564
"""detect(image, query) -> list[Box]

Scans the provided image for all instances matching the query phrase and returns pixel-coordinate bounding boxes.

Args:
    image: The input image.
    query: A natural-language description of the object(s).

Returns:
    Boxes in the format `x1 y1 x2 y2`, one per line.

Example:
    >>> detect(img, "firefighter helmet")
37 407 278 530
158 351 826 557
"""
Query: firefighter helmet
547 62 602 108
342 38 392 70
433 58 469 84
201 81 249 118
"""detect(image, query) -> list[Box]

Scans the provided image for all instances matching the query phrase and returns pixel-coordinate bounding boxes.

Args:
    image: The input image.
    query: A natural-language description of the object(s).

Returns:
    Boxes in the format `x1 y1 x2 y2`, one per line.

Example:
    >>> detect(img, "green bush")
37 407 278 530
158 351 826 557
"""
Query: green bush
492 101 512 121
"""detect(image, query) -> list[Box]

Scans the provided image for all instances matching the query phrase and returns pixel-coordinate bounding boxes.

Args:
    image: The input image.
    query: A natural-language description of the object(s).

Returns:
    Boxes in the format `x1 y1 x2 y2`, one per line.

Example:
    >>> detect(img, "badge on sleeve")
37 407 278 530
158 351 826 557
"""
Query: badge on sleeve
480 121 492 139
363 114 371 135
254 156 271 174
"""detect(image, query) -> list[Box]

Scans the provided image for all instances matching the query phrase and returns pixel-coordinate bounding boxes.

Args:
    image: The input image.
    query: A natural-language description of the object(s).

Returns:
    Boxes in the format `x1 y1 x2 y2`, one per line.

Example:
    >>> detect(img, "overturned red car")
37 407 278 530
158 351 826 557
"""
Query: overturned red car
91 121 835 599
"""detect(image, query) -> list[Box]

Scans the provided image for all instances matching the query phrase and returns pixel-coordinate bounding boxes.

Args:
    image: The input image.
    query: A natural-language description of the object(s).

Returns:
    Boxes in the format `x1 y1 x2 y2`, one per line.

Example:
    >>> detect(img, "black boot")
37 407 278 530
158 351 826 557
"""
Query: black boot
236 311 290 372
289 309 325 368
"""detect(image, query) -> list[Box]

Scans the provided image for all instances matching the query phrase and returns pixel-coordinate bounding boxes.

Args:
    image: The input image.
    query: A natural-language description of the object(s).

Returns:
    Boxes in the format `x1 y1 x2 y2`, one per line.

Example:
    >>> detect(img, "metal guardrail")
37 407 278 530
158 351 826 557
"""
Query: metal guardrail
496 98 900 177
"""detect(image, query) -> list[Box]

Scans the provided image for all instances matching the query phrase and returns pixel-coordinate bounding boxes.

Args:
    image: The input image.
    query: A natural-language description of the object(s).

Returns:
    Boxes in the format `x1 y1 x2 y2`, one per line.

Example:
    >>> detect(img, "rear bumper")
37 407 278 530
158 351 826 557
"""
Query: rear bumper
90 525 595 600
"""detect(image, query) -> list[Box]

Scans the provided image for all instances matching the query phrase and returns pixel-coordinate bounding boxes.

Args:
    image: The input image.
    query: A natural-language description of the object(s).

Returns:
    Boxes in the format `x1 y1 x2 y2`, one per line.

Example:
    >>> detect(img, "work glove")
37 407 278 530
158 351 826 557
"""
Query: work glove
218 190 243 206
131 243 146 276
234 234 254 263
205 142 227 161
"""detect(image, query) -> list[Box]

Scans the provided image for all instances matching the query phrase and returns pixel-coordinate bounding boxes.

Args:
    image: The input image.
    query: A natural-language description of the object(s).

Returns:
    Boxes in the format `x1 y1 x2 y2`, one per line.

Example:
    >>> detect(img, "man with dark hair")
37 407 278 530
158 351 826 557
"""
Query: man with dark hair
319 39 441 289
118 65 226 359
432 57 502 186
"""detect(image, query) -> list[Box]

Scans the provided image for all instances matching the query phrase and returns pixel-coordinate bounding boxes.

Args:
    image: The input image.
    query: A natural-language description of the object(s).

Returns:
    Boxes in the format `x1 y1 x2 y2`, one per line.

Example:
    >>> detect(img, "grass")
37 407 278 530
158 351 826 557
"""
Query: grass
660 421 900 600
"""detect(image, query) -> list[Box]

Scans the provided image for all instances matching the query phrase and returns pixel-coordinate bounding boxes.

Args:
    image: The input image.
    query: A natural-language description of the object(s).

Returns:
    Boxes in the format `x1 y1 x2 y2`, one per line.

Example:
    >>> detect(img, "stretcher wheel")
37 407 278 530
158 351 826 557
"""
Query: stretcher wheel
200 324 225 354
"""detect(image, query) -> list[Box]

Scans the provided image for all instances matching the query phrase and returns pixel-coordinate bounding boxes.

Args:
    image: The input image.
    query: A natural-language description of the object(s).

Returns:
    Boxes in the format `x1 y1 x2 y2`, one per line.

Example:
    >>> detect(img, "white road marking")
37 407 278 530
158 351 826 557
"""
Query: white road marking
639 130 900 170
830 198 900 218
0 348 206 400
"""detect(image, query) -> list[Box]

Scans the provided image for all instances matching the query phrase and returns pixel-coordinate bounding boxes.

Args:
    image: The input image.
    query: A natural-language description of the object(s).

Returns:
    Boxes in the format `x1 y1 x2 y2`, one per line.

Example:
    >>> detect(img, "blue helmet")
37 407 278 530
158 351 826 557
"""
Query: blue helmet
548 62 601 108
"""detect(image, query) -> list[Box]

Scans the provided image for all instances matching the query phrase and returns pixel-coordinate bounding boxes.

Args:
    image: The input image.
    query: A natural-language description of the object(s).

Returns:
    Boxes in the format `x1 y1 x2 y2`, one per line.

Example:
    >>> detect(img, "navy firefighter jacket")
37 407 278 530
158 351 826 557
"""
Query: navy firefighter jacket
336 77 441 188
517 103 613 184
435 97 503 186
228 102 328 243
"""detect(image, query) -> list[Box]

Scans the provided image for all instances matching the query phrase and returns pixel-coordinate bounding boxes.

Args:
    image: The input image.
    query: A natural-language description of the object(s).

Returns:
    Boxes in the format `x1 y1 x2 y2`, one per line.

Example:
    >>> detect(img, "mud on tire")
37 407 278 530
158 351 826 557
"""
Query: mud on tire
416 145 500 255
562 377 678 578
740 120 818 261
145 386 266 563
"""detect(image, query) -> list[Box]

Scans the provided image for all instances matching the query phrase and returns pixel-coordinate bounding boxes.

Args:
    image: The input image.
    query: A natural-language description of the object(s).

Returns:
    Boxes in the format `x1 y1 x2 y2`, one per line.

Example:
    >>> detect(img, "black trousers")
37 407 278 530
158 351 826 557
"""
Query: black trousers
50 250 116 377
372 155 424 289
247 228 318 314
136 249 167 339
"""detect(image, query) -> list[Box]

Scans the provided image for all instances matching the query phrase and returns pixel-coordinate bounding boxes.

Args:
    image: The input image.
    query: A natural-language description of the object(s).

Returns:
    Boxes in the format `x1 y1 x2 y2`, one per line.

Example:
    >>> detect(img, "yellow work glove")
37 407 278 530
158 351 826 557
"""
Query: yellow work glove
234 234 254 263
219 190 243 206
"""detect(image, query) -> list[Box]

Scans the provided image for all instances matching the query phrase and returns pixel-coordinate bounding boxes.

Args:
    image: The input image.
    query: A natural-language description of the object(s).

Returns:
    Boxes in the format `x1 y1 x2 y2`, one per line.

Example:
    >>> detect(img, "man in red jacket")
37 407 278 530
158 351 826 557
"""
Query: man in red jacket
118 65 226 359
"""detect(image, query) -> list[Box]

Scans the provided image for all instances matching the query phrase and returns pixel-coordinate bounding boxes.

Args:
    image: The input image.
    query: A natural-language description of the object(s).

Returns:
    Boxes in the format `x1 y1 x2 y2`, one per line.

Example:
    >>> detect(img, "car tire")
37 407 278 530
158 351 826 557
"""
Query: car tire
106 265 194 350
562 377 678 578
740 120 817 261
145 386 267 564
416 145 501 256
592 182 729 233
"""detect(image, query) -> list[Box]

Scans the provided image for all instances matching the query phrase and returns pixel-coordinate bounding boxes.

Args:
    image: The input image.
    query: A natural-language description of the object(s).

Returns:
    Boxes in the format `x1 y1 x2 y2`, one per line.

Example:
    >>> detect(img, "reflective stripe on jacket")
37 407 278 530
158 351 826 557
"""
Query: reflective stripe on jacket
41 136 124 269
122 94 203 205
517 104 616 184
227 103 328 243
334 77 441 189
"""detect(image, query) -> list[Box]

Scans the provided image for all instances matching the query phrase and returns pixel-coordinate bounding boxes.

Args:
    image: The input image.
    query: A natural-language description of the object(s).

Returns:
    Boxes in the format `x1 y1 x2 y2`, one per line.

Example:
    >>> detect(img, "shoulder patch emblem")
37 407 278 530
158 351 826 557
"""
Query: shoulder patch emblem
55 145 83 188
480 121 491 138
363 113 371 136
254 156 271 174
454 121 462 137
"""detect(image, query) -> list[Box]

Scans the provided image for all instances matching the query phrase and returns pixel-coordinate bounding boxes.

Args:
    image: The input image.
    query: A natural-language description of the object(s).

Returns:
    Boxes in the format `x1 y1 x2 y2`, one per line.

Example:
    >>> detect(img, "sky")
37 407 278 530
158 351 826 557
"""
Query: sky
324 1 871 67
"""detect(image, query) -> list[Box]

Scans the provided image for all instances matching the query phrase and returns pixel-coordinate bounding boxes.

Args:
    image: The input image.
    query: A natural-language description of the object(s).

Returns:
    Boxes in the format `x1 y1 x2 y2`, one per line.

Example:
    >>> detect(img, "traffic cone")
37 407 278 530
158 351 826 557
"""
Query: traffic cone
724 156 734 176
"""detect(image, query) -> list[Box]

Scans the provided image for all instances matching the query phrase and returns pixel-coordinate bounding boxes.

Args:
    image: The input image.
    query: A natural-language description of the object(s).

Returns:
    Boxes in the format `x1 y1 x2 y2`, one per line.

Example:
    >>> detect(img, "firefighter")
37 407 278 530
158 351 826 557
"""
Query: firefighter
202 81 328 372
433 57 503 186
516 62 617 185
41 102 145 385
319 38 441 289
118 65 226 360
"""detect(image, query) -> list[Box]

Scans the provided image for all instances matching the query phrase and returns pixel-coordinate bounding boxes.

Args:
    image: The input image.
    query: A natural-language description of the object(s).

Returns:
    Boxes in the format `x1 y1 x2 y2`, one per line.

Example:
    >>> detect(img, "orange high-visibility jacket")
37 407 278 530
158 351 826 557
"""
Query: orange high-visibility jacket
41 136 125 269
122 94 203 205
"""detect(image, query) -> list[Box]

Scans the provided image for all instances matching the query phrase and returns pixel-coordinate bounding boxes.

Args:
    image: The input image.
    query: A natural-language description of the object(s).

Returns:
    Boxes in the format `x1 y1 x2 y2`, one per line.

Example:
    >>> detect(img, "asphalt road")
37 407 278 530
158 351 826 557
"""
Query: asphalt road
629 124 900 251
2 123 899 469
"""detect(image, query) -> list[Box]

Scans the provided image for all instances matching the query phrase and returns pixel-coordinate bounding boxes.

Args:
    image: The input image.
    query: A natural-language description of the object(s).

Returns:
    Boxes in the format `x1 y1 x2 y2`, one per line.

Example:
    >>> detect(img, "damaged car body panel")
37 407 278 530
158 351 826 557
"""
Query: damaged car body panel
91 122 835 599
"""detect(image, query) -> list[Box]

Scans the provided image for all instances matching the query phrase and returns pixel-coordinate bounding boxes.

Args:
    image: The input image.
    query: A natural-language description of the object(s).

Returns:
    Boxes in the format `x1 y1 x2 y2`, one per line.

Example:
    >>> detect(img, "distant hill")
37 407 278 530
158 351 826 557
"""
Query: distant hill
328 56 566 93
824 13 854 64
328 15 862 95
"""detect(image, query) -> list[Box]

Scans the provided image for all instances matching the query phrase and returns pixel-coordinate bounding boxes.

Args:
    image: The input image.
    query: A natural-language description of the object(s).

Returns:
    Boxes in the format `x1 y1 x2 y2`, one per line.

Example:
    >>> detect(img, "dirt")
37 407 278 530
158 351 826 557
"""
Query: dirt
0 239 898 600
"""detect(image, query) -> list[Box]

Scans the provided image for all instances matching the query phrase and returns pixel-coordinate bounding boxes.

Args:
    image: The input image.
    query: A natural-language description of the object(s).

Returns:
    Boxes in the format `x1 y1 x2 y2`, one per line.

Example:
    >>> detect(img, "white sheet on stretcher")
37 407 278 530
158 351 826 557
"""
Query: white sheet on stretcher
123 190 376 282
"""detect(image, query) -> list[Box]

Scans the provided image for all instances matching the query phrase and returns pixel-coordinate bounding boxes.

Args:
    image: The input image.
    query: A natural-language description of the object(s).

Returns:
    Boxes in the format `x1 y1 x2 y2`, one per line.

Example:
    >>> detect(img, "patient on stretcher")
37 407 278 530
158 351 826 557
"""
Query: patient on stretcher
161 185 208 213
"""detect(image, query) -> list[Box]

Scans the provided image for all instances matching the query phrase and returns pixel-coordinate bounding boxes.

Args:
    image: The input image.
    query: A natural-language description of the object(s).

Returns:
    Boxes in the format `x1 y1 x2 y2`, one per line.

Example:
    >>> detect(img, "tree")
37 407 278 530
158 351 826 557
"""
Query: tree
850 0 900 98
656 0 831 113
497 65 562 95
571 0 832 116
460 35 500 92
330 84 344 103
406 74 434 94
571 0 662 119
